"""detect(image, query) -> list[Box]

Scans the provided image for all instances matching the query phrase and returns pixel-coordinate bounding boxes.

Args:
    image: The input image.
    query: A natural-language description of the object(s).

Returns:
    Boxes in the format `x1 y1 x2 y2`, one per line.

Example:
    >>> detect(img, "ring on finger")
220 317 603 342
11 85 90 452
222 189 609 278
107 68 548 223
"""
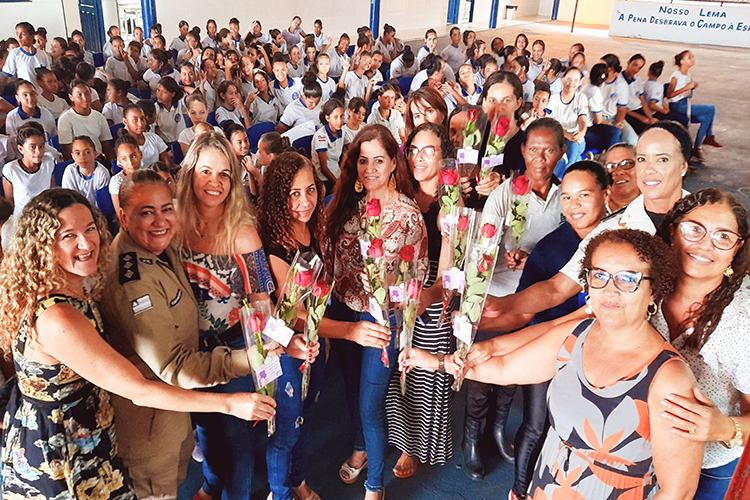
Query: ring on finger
690 425 697 434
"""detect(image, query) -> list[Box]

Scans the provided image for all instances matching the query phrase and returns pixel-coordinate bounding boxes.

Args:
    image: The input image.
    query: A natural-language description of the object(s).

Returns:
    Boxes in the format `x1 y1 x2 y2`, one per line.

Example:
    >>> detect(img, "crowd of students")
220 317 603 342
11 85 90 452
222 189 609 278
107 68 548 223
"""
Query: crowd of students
0 14 744 500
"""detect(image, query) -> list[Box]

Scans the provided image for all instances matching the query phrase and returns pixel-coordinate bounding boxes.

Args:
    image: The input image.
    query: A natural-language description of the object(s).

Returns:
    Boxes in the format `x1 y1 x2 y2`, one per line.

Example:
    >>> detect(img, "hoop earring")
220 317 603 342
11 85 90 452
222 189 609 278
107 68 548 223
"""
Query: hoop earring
647 302 657 320
388 173 397 190
354 178 364 193
584 295 593 315
724 266 734 278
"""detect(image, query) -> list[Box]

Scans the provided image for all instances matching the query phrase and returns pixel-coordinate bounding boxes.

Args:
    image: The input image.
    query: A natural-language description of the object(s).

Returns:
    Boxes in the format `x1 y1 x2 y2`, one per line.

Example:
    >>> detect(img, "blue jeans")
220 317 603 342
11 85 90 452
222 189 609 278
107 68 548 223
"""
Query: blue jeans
194 335 256 500
329 297 398 493
555 138 586 178
670 99 715 147
604 113 638 145
267 342 327 500
585 124 620 153
693 458 739 500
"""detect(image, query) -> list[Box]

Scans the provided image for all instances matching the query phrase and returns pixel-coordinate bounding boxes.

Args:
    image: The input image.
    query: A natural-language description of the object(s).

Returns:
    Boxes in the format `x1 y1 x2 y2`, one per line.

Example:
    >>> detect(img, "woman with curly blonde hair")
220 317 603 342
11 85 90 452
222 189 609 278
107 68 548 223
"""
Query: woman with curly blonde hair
0 188 271 499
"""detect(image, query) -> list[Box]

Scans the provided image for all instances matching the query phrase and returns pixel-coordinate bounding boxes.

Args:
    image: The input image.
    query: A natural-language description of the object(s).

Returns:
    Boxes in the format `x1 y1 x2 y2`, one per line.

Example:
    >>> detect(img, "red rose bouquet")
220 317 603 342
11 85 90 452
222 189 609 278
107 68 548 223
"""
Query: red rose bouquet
438 159 461 217
301 273 334 400
393 244 421 395
274 251 323 329
437 206 477 327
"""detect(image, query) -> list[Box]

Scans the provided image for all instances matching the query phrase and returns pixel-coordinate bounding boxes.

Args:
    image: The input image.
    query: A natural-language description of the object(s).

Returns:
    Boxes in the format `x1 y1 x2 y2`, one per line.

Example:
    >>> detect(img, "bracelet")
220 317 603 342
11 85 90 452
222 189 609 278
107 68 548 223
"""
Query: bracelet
437 352 445 373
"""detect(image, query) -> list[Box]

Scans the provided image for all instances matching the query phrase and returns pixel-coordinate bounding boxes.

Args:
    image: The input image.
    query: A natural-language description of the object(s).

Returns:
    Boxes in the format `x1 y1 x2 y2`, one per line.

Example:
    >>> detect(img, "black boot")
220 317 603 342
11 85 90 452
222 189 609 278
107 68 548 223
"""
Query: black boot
493 421 515 464
462 417 484 481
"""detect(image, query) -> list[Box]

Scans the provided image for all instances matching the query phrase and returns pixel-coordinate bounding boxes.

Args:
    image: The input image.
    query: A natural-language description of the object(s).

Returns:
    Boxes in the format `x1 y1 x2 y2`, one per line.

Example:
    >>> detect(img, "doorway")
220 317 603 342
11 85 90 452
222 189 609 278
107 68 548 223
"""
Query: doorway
78 0 106 52
116 0 141 41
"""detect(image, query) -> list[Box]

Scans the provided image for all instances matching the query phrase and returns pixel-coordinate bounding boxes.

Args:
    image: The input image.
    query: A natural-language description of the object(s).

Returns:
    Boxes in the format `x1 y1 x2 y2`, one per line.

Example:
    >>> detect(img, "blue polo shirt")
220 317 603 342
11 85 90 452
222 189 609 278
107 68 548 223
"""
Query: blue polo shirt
516 221 586 323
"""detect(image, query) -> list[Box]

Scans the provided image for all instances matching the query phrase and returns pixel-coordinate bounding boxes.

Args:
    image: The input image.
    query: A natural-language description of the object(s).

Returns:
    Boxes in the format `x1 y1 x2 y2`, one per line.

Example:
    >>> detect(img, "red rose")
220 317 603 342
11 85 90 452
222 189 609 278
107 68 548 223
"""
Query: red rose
439 169 459 186
458 216 470 232
467 108 478 123
477 254 493 273
481 223 497 239
368 238 384 258
399 245 415 262
294 268 315 288
367 198 381 217
249 312 265 332
406 279 421 300
513 175 530 196
493 117 510 137
312 279 330 298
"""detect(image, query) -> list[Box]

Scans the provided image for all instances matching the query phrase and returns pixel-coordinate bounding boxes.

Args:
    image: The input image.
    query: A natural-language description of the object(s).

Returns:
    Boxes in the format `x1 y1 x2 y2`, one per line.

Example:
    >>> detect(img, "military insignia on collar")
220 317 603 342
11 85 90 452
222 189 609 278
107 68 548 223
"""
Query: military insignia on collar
119 252 141 284
139 257 153 265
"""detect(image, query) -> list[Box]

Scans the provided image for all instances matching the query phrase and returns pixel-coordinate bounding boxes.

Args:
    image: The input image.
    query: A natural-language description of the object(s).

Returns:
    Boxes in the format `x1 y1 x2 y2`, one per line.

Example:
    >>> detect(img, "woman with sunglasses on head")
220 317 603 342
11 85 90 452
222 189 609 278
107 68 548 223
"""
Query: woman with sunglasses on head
406 229 704 499
385 123 457 479
655 189 749 500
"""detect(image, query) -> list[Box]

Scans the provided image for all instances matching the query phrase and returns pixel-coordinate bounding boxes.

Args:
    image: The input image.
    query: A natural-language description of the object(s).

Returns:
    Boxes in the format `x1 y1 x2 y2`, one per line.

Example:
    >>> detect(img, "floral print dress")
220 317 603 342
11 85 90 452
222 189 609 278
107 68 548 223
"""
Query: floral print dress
1 295 135 500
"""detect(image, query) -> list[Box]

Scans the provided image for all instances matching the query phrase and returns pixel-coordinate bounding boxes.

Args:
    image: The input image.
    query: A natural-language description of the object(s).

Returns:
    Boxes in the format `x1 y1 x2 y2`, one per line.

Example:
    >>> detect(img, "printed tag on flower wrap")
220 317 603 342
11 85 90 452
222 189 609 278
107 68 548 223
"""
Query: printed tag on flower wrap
441 213 458 235
482 155 504 168
458 147 479 164
263 317 295 347
389 284 405 304
443 267 466 292
256 355 283 388
369 297 385 323
400 330 407 350
453 315 474 345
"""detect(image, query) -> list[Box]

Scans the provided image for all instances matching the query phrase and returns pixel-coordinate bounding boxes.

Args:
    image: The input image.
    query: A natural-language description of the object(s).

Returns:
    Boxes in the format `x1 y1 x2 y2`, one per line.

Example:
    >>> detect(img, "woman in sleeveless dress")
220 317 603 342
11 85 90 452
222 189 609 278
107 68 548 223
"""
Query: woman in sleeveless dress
406 229 704 499
0 189 274 499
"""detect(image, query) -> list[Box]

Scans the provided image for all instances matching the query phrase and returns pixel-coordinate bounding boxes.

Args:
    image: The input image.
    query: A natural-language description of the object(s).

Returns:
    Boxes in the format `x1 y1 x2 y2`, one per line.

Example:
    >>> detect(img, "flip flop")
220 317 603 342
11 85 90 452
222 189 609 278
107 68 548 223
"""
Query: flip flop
339 458 368 484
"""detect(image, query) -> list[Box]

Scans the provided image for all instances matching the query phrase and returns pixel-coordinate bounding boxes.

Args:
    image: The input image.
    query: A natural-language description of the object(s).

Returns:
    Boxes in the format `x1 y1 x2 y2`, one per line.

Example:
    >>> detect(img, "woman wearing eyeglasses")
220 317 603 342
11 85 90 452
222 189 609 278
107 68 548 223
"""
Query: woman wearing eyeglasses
602 142 639 213
406 229 704 499
385 123 456 479
655 189 749 500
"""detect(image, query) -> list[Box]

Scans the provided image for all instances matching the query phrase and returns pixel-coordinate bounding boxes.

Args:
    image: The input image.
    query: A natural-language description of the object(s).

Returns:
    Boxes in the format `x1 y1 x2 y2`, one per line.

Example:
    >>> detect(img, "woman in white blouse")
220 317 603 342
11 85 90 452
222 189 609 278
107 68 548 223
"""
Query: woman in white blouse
656 189 749 500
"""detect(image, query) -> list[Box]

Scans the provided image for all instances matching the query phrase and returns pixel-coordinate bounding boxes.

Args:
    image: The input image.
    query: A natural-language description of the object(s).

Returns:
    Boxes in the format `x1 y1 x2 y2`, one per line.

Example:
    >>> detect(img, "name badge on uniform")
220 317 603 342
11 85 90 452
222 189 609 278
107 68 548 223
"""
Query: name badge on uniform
132 295 153 315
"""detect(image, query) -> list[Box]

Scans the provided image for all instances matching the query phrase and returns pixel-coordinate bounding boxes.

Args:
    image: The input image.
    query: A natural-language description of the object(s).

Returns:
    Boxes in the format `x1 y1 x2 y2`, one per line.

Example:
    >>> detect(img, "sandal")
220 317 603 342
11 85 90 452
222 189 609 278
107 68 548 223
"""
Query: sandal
339 458 368 484
292 481 322 500
393 453 417 479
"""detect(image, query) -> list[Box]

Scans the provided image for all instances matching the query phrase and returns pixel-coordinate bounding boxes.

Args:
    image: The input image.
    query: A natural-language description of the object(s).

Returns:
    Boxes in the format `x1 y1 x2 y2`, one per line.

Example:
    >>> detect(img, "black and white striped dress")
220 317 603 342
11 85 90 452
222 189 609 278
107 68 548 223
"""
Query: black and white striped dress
386 202 455 465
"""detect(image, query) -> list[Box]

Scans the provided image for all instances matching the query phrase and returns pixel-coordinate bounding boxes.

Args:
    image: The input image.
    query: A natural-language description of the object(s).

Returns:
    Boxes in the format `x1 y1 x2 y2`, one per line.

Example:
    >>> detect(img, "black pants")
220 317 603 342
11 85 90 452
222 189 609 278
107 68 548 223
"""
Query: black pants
512 382 550 497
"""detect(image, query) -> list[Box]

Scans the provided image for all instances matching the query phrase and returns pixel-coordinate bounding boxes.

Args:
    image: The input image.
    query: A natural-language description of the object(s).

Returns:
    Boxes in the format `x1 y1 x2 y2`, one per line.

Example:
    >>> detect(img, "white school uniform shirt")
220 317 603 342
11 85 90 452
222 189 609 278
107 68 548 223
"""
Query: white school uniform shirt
652 287 750 469
311 124 343 181
600 74 630 118
344 72 369 104
3 154 55 217
61 161 110 204
271 78 303 112
317 77 337 103
83 50 96 67
522 79 535 105
141 42 152 59
143 68 181 99
202 36 218 49
254 32 272 45
169 36 187 52
367 108 405 145
416 46 431 68
202 81 217 112
643 80 664 107
441 44 465 74
622 73 645 110
215 105 245 127
104 57 134 84
103 41 114 59
139 132 168 167
560 190 690 283
669 70 692 103
548 77 563 96
374 38 398 62
177 125 222 146
342 123 361 146
155 101 189 143
109 171 125 195
527 59 545 82
102 102 124 124
484 178 563 297
287 62 305 79
462 85 482 105
313 33 327 51
57 108 112 154
581 83 604 127
6 106 56 140
410 70 429 93
249 95 281 125
547 92 588 134
474 72 486 89
1 47 52 91
326 48 348 78
38 93 69 120
279 98 321 130
390 56 417 80
240 78 256 98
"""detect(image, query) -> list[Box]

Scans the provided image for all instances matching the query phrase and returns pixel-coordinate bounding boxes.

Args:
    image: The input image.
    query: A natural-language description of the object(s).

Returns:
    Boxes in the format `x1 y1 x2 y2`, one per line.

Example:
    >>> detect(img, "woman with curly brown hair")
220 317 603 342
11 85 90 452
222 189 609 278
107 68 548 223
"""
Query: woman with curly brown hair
0 188 273 499
407 229 704 500
655 189 750 500
257 151 325 500
326 124 427 500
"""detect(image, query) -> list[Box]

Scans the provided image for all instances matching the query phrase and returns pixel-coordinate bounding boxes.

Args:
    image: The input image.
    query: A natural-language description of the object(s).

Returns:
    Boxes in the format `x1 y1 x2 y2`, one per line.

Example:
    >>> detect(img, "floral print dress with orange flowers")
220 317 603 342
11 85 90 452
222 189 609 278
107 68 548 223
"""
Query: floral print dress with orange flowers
1 295 135 500
528 318 683 500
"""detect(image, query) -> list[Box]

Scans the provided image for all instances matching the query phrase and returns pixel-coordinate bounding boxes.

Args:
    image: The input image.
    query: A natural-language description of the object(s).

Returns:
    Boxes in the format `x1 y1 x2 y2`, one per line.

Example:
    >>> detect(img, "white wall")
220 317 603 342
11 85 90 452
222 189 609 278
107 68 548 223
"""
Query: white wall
381 0 448 35
1 0 68 40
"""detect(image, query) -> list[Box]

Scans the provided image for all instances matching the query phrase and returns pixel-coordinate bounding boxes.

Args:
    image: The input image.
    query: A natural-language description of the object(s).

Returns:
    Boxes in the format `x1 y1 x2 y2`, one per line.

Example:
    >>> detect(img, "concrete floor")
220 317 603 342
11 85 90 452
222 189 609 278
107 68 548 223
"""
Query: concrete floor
176 20 750 500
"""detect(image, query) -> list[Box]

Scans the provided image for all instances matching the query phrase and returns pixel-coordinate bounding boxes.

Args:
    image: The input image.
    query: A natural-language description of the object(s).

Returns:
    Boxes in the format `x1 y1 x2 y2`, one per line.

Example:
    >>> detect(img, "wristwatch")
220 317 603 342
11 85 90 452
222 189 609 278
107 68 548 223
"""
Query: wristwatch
722 417 744 449
437 352 445 373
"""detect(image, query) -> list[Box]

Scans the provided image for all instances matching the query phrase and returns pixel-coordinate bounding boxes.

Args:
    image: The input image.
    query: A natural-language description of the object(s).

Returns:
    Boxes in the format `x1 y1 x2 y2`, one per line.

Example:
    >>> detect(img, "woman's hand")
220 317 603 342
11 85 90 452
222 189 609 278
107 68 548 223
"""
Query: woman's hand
504 250 528 270
444 352 464 378
465 340 496 369
262 341 285 358
349 321 391 349
662 387 737 442
571 129 585 144
284 334 320 363
400 347 435 373
227 392 276 421
475 172 501 196
459 176 473 195
245 91 258 107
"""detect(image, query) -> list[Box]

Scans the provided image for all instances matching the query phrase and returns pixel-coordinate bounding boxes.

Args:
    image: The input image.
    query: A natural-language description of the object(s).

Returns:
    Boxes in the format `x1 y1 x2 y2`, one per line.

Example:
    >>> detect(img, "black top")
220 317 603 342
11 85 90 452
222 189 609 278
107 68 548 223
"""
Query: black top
422 201 443 264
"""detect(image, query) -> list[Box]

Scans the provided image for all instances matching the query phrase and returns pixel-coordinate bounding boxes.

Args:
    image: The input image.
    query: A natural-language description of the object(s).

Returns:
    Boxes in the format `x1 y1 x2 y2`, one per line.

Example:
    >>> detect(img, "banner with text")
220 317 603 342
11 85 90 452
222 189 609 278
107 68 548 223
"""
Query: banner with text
609 1 750 49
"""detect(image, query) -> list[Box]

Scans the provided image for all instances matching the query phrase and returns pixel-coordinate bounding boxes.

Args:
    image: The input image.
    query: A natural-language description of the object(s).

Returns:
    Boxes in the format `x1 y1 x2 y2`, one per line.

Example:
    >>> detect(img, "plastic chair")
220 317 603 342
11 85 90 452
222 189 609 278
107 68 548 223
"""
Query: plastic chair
171 142 184 164
50 135 62 154
346 46 355 57
111 160 122 175
292 135 313 157
95 186 115 216
92 53 105 68
207 111 217 126
398 77 414 97
110 123 124 139
3 95 17 108
171 49 178 62
54 160 73 186
246 122 275 153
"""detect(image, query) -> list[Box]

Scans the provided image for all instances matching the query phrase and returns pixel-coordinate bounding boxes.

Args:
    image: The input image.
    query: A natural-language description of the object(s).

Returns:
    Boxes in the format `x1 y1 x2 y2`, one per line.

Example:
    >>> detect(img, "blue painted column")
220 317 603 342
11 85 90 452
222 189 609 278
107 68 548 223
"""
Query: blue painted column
447 0 460 23
489 0 500 28
141 0 157 31
369 0 380 40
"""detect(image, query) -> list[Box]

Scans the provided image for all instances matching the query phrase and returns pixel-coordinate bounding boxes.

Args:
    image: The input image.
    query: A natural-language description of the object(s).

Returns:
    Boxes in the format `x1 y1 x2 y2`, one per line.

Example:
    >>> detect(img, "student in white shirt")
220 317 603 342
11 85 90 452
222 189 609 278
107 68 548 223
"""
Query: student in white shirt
312 19 328 50
643 61 673 121
248 20 272 46
547 67 588 177
560 42 585 68
35 68 68 120
369 52 386 84
57 80 114 161
312 98 345 193
473 54 498 89
269 29 288 56
71 30 96 67
126 41 149 76
314 54 337 103
441 27 466 74
600 53 638 145
203 20 219 49
2 123 55 220
6 80 56 142
62 136 110 204
102 25 121 60
270 55 304 112
326 34 351 79
342 97 367 146
110 133 143 216
534 58 563 97
508 56 534 106
527 40 546 82
287 46 306 79
154 77 188 143
374 24 399 64
121 103 170 168
277 74 322 133
198 58 219 112
366 83 406 145
177 33 201 67
178 94 222 155
247 71 281 125
455 64 481 105
581 63 620 153
143 49 180 100
338 52 376 105
169 21 189 53
390 47 418 80
0 23 52 92
104 36 139 84
102 78 130 125
417 29 438 68
215 80 252 129
622 53 658 137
